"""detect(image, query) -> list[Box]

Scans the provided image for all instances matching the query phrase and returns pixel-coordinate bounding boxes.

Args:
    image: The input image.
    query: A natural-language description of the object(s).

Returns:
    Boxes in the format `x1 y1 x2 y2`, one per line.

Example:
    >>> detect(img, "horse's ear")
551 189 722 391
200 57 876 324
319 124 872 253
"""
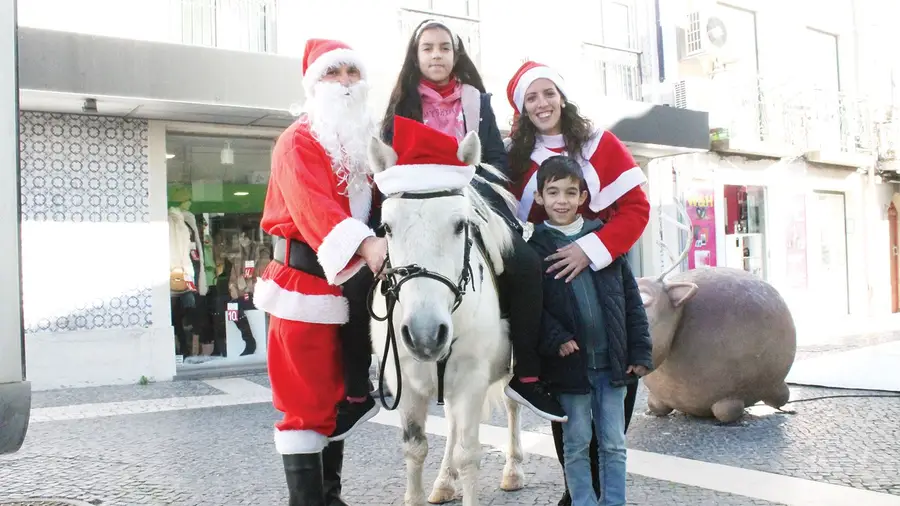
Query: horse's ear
368 136 398 174
457 130 481 166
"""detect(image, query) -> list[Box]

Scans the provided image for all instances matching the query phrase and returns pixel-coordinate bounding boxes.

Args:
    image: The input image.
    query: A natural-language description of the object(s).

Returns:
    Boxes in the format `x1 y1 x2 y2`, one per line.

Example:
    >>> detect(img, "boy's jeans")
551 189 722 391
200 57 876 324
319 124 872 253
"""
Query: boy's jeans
558 369 627 506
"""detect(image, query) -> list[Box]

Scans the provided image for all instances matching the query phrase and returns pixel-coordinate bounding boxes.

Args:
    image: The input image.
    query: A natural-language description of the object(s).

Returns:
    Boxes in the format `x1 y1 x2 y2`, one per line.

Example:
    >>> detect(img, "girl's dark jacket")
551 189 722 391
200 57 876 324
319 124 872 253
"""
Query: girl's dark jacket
528 219 654 393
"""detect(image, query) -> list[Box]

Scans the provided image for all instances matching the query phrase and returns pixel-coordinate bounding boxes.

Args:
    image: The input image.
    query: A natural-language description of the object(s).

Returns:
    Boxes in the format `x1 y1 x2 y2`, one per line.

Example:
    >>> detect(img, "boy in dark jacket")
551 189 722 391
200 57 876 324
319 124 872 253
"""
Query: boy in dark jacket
528 155 653 506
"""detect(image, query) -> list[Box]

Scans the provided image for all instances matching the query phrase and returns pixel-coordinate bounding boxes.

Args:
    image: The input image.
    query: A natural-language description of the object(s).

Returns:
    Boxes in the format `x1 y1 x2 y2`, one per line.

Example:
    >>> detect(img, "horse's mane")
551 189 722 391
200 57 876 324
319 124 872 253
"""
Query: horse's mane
464 163 517 275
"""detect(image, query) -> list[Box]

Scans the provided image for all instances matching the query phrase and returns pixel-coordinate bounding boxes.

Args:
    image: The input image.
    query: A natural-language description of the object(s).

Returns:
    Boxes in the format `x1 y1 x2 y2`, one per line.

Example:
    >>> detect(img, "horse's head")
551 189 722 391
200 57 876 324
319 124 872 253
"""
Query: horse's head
367 126 482 362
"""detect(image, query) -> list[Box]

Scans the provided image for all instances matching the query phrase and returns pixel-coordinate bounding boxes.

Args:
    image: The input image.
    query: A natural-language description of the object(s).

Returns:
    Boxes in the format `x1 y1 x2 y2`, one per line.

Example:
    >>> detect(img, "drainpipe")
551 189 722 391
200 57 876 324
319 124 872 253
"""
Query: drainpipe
655 0 664 83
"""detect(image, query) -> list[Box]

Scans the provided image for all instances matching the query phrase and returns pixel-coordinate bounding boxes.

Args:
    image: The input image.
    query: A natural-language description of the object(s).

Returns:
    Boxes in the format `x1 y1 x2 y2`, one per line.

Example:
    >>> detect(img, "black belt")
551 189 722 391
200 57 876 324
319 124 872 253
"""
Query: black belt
273 237 326 280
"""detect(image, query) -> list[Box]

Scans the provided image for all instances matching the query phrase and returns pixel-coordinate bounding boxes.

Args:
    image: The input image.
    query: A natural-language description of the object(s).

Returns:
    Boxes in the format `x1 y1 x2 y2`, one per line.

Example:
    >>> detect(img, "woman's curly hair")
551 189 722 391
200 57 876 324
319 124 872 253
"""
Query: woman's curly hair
507 94 594 186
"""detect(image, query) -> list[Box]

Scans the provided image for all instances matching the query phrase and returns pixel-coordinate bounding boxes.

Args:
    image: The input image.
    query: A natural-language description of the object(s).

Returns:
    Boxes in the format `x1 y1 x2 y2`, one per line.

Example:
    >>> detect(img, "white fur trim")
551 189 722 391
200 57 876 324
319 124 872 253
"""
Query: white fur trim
253 278 349 324
274 428 328 455
589 166 647 213
317 218 375 285
513 66 567 112
516 131 605 221
374 164 476 196
303 48 367 95
575 233 614 271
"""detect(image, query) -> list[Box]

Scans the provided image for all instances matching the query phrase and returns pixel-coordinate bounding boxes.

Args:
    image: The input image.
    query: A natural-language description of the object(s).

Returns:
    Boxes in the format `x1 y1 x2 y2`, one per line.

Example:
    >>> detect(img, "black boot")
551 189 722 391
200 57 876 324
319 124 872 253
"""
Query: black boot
283 453 326 506
235 316 257 356
322 441 350 506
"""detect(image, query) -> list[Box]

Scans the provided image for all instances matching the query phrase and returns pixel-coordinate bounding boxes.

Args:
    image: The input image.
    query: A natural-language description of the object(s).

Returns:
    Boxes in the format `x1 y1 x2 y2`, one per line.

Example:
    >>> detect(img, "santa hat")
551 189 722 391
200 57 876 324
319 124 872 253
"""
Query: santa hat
373 116 477 196
302 38 368 96
506 61 568 115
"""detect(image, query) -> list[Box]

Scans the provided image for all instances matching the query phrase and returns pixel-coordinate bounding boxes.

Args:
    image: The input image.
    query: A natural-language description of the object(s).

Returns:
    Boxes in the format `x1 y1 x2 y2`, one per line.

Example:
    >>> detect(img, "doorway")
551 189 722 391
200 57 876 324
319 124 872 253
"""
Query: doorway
806 191 850 315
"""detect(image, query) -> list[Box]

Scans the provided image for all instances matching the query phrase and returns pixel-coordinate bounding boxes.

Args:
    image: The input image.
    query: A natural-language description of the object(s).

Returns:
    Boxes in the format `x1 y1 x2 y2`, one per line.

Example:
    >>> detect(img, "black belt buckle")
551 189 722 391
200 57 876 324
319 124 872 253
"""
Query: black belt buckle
273 237 327 280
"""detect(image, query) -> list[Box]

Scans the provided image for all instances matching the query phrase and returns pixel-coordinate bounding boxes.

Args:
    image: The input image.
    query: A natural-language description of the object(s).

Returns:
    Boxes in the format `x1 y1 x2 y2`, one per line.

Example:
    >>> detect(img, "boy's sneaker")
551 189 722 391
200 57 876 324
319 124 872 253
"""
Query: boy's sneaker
328 395 380 442
504 377 568 422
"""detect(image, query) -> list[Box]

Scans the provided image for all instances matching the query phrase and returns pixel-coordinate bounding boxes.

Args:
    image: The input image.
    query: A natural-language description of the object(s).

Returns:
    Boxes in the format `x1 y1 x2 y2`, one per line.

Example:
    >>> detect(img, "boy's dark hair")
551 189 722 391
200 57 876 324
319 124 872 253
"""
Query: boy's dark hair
537 155 585 192
380 20 486 140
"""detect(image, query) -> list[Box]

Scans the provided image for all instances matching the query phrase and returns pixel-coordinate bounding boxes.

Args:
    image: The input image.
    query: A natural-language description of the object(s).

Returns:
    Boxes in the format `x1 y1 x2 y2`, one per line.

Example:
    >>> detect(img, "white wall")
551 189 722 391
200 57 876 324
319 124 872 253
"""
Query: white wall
17 0 179 44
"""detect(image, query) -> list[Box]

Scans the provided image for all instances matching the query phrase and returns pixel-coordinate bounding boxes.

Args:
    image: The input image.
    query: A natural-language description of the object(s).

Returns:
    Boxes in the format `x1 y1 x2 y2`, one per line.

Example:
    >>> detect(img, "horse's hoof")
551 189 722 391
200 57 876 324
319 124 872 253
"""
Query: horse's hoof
427 485 457 504
500 472 525 492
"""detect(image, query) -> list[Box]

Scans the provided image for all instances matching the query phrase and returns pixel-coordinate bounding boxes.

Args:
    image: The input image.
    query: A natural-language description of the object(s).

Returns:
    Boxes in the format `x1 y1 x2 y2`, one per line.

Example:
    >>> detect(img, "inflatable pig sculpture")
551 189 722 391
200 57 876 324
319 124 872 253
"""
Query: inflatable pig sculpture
637 266 797 423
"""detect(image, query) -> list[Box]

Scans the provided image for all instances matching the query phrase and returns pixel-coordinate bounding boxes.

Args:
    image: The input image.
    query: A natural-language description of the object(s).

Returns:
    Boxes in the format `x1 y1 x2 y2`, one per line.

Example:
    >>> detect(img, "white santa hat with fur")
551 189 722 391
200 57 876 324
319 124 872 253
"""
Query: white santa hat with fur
301 38 368 97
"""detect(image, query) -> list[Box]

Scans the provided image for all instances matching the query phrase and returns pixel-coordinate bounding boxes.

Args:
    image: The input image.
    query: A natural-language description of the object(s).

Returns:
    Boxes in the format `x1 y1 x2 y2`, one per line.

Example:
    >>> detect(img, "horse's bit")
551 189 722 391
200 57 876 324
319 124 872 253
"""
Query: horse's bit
366 189 476 411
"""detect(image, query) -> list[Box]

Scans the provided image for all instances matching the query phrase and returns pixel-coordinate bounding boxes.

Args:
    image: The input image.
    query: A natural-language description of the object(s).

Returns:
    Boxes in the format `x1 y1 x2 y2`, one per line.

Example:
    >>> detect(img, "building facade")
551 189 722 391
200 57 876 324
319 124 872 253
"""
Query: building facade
649 0 900 334
17 0 709 389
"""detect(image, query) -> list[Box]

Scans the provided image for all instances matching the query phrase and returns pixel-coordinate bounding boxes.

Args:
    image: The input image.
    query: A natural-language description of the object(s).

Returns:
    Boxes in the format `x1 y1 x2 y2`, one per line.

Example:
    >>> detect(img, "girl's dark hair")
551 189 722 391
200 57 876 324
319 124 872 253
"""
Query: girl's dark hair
507 93 594 186
380 20 486 140
537 155 584 192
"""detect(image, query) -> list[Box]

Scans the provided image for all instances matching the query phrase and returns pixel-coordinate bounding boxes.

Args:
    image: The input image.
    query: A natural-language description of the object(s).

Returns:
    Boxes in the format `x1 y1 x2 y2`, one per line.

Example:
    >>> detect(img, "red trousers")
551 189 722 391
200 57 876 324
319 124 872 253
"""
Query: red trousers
268 315 345 454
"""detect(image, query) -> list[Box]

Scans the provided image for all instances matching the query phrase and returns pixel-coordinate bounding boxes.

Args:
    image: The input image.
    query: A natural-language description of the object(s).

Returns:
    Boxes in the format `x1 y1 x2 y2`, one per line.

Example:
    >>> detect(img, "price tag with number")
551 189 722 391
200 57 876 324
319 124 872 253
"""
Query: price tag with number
226 302 239 322
243 260 256 278
190 246 200 262
185 280 197 291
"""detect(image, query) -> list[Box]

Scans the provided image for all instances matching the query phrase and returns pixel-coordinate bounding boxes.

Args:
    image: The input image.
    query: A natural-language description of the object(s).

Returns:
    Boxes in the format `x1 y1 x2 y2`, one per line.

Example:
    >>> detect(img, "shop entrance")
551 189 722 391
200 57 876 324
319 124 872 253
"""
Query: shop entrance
166 133 275 369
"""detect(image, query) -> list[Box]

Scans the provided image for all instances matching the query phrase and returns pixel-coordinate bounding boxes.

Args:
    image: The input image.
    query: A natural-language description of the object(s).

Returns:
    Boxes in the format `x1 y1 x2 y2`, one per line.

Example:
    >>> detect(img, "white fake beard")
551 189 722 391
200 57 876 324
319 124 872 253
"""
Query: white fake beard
306 80 375 196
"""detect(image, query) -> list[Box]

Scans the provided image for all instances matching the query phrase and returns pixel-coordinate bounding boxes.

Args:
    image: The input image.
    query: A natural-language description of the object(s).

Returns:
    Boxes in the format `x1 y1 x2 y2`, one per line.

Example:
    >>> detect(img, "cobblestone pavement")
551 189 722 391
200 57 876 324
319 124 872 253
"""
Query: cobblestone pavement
1 399 779 506
3 374 897 505
246 371 900 497
794 329 900 361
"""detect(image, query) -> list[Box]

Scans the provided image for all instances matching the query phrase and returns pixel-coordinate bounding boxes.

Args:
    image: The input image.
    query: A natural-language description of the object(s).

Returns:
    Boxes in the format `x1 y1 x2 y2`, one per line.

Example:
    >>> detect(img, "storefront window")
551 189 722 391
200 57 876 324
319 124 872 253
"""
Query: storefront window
723 184 767 278
166 133 274 368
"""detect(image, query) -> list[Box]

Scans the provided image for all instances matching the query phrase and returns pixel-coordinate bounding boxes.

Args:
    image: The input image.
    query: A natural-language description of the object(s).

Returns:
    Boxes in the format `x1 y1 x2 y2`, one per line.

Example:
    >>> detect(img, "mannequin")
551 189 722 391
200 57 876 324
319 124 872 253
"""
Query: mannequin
225 228 259 356
168 207 196 356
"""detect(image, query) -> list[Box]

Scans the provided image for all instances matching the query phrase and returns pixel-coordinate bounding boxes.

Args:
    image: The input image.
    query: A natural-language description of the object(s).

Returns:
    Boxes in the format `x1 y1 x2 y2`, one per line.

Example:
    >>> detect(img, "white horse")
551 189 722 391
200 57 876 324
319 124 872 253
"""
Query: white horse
367 132 526 506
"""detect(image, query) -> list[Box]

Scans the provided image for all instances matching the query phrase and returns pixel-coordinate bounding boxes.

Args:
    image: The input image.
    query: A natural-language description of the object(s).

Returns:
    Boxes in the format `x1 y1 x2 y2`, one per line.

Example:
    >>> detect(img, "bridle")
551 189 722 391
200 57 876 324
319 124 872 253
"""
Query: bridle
366 188 476 410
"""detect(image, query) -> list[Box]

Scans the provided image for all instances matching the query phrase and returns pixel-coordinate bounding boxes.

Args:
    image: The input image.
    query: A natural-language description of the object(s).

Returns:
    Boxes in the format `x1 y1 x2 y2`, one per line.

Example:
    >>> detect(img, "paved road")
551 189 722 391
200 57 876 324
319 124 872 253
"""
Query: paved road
1 374 897 505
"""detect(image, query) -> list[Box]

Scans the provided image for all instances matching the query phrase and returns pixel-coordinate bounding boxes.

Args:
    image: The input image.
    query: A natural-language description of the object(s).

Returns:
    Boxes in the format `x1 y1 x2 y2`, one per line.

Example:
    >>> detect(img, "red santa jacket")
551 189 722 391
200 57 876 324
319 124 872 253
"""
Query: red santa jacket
254 118 374 325
514 130 650 270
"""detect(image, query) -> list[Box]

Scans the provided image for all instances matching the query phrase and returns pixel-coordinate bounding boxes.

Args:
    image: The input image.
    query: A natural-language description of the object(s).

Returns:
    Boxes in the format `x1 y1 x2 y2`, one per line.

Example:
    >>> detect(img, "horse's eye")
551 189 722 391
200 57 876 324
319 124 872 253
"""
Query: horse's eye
454 220 466 235
383 224 392 237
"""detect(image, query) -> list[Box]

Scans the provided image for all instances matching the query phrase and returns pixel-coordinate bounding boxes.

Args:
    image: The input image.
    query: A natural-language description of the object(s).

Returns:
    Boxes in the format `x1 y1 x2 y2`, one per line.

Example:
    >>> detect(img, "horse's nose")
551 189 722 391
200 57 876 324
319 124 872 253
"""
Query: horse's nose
400 319 451 360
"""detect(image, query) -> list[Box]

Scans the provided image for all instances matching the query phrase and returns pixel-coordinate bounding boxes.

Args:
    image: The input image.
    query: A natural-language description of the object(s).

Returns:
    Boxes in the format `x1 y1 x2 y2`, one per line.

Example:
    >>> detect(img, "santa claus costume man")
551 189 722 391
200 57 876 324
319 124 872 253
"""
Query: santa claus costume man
254 38 386 506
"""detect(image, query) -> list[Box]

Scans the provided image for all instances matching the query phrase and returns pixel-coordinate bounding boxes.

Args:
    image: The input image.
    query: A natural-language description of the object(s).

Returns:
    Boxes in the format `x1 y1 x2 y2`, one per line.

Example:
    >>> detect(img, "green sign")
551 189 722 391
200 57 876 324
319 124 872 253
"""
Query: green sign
168 183 267 213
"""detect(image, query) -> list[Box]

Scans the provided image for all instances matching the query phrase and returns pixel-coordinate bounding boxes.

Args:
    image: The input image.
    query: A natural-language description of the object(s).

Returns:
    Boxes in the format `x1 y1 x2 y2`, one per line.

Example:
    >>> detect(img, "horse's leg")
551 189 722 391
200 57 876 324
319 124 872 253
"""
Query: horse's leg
500 393 525 491
451 383 488 506
401 390 430 506
428 403 459 504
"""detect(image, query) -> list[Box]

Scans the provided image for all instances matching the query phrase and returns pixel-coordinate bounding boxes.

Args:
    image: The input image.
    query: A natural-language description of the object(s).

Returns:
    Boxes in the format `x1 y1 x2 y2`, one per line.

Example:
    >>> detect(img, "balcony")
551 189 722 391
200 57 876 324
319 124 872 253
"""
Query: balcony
169 0 277 53
398 8 481 65
582 43 644 101
695 76 877 166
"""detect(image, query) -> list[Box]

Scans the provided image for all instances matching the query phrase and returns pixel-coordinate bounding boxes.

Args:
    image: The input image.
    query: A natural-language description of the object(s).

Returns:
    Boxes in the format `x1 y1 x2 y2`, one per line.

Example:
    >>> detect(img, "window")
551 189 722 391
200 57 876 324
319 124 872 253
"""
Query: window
803 28 842 149
176 0 277 53
403 0 478 18
166 133 276 367
602 0 635 49
399 1 481 65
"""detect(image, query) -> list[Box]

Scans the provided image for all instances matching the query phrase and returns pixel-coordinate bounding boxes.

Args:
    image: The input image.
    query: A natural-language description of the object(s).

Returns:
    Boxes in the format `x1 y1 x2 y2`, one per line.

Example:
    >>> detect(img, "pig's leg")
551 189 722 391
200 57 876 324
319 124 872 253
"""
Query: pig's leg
711 398 744 423
647 394 673 416
762 382 791 409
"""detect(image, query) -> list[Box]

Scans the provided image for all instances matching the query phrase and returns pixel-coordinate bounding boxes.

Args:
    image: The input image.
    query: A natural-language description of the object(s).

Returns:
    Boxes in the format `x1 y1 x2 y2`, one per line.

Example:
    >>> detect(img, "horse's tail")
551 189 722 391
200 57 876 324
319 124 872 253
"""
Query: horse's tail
482 380 509 422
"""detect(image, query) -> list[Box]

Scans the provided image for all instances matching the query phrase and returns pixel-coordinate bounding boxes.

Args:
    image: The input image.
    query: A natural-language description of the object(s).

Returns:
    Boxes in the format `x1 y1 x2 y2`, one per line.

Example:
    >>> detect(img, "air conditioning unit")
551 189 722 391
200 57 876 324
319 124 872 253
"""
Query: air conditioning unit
673 78 714 111
676 2 739 73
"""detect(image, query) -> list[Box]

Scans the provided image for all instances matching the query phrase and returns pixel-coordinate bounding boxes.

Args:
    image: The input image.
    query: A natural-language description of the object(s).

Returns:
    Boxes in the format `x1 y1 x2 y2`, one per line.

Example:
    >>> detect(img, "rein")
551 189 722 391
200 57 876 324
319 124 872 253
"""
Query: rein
366 189 475 411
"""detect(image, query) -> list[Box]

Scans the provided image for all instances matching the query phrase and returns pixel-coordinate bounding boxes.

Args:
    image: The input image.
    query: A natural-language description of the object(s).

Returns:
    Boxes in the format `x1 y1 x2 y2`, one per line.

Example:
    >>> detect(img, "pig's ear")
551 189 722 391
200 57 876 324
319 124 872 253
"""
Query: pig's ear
666 282 698 308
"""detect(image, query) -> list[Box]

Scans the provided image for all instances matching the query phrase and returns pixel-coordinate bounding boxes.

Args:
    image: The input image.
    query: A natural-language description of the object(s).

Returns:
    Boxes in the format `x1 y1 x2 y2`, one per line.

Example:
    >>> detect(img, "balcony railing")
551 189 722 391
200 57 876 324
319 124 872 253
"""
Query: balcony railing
712 77 876 156
170 0 277 53
582 43 644 102
399 8 481 66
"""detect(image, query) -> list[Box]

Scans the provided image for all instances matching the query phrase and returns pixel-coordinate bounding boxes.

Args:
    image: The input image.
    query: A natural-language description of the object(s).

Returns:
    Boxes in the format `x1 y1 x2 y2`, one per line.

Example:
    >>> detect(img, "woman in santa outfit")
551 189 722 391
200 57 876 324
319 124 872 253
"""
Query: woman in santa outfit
505 61 651 506
379 19 568 424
